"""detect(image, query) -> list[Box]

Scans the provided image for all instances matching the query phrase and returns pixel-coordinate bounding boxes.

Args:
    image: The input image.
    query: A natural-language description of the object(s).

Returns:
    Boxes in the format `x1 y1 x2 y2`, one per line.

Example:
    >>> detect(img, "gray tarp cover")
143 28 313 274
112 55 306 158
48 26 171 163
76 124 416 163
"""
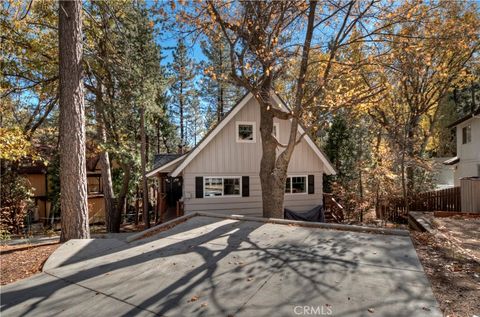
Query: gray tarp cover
284 205 324 222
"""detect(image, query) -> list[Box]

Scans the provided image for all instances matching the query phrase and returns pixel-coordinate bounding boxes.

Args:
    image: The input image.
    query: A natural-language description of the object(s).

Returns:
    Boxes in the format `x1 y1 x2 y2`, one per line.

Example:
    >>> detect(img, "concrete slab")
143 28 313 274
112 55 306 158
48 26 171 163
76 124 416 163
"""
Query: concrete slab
1 215 442 317
43 238 128 271
409 211 435 232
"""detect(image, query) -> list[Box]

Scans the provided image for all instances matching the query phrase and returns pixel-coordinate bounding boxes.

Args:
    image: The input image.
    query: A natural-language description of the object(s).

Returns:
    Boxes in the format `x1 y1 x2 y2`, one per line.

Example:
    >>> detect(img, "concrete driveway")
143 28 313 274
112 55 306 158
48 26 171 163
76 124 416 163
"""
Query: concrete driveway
0 215 441 317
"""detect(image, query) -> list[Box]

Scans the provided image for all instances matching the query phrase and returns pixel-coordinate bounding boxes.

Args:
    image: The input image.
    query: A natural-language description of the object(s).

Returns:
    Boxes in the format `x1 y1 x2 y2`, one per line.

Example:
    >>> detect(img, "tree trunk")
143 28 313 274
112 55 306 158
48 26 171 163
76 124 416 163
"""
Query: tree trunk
100 151 116 231
156 121 160 154
405 121 417 199
258 1 317 219
140 107 150 228
135 185 140 225
58 0 89 241
217 82 224 122
179 85 184 153
258 92 288 219
471 80 476 112
93 87 116 232
115 162 131 230
401 128 409 213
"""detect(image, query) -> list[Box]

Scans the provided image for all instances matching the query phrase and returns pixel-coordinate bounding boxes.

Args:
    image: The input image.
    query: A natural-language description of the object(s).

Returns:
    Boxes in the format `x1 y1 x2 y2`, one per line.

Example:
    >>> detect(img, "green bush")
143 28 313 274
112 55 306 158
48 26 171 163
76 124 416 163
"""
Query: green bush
0 169 33 234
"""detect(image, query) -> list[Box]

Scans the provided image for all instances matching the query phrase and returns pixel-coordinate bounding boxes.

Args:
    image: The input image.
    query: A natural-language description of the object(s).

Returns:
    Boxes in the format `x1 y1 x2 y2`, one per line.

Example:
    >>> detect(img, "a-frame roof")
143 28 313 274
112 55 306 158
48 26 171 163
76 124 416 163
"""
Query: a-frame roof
164 92 336 177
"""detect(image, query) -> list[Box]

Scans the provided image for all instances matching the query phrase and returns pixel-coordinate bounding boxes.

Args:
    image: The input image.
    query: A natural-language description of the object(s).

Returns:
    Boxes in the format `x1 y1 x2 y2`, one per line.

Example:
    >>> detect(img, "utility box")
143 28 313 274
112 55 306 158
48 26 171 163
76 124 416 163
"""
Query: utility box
461 177 480 213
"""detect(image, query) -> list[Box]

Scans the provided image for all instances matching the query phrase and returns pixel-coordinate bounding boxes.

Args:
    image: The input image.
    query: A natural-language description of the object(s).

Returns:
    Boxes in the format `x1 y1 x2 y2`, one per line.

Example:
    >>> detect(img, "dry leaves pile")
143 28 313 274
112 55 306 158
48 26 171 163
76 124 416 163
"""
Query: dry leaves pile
0 243 60 285
411 231 480 316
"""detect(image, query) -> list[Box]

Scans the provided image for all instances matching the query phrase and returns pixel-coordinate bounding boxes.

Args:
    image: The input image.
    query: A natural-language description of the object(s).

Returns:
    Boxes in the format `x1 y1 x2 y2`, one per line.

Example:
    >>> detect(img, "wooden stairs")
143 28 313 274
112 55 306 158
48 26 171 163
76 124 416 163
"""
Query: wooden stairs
323 193 345 223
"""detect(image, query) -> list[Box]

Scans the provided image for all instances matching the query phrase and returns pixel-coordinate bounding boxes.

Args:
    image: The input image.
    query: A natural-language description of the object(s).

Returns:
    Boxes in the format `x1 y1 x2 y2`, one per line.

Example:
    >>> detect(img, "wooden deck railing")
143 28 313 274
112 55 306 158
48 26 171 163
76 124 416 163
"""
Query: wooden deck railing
323 193 344 223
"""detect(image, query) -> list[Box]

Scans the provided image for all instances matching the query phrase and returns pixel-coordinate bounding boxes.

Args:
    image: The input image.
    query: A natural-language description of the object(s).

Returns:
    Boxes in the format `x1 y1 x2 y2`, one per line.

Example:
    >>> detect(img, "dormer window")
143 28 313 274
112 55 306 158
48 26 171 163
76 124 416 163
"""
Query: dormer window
462 125 471 144
236 121 256 143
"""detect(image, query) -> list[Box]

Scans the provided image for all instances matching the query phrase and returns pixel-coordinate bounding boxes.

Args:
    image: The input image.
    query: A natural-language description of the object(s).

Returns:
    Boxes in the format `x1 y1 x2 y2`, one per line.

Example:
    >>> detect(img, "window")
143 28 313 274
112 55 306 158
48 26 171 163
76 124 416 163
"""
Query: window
462 125 471 144
87 176 102 194
285 176 307 194
236 121 256 143
272 122 279 140
204 177 241 197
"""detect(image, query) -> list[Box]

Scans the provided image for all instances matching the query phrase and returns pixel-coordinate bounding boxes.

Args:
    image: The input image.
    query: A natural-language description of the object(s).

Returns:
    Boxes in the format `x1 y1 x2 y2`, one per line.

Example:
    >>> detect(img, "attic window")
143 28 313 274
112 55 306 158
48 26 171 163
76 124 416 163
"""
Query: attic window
236 121 256 143
462 125 471 144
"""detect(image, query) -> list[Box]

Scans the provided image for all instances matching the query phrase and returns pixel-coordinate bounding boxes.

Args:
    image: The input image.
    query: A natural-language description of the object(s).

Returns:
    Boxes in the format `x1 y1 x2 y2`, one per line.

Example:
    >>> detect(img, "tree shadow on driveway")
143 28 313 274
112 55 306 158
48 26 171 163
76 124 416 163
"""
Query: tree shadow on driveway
0 216 441 317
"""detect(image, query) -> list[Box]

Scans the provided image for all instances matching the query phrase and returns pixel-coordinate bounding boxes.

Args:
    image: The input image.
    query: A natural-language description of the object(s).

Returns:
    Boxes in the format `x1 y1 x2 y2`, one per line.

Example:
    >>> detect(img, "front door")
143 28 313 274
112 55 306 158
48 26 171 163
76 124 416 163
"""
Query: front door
165 177 182 208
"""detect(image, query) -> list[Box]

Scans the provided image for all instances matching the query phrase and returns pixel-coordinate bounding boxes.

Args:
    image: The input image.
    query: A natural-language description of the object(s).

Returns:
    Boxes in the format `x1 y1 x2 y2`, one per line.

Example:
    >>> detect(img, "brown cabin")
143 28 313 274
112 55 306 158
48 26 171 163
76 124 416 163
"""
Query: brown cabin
18 156 106 224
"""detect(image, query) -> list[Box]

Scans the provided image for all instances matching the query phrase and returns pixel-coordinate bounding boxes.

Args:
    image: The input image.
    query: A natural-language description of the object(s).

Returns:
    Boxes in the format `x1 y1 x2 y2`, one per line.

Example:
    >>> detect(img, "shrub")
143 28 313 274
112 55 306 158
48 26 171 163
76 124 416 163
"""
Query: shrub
0 169 33 234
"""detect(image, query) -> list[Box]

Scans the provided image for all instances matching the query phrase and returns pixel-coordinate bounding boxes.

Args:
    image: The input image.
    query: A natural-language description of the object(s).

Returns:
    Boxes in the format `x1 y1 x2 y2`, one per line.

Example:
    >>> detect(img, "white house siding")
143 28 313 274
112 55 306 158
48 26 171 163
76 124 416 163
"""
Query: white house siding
454 118 480 186
182 97 325 216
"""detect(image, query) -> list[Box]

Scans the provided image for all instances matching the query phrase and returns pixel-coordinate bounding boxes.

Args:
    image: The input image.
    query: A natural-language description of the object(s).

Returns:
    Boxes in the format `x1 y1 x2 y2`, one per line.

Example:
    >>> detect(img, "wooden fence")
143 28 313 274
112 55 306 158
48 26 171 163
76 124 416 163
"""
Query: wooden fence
377 198 408 223
410 187 461 212
378 187 461 223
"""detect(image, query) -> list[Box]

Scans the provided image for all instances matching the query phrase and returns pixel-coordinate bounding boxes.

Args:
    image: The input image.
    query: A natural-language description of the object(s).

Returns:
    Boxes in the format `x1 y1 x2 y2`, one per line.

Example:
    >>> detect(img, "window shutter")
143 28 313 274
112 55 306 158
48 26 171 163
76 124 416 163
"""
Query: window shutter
195 177 203 198
308 175 314 194
242 176 250 197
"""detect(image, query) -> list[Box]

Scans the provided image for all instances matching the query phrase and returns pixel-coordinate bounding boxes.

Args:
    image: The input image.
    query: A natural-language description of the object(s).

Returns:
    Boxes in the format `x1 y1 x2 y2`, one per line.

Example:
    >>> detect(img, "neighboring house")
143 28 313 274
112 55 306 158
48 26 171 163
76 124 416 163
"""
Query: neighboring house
147 92 336 217
432 157 454 189
443 108 480 186
19 156 106 224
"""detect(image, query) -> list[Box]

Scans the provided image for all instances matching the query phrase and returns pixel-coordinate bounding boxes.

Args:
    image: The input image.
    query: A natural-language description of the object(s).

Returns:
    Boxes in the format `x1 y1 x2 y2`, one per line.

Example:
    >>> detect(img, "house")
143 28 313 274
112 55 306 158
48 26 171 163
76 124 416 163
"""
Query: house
19 156 106 224
147 92 336 218
443 108 480 186
432 157 454 189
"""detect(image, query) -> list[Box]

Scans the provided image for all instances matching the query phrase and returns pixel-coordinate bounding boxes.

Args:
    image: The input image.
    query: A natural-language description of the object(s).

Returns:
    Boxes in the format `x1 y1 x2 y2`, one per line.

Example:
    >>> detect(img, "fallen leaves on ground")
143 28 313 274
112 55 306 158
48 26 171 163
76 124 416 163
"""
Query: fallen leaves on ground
411 231 480 316
188 295 199 302
0 243 60 285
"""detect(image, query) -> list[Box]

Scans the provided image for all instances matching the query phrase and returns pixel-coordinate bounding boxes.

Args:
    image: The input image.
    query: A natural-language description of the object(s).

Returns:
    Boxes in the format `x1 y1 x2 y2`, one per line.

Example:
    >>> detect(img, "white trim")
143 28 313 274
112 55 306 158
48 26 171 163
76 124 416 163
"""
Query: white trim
146 154 186 178
299 125 336 175
285 175 308 195
203 176 242 198
235 121 257 143
271 94 336 175
171 92 336 177
171 93 253 177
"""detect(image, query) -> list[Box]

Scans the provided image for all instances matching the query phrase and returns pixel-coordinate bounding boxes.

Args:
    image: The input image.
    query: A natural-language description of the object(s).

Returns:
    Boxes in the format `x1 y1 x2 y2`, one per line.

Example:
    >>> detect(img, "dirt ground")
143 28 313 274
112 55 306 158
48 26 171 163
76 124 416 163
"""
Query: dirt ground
432 216 480 261
0 243 60 285
411 229 480 317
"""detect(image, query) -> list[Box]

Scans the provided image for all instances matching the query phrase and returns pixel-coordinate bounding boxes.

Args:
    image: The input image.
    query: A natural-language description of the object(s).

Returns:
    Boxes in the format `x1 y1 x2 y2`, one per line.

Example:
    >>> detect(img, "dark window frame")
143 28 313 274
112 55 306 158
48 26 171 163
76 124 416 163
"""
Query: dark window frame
203 176 241 198
285 175 307 194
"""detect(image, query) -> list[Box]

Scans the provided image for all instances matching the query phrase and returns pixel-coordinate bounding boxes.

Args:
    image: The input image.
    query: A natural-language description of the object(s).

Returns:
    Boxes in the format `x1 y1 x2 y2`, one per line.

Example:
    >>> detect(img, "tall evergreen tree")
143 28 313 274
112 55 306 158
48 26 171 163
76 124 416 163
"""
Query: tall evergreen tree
84 1 168 230
169 39 196 152
200 37 243 128
58 0 90 241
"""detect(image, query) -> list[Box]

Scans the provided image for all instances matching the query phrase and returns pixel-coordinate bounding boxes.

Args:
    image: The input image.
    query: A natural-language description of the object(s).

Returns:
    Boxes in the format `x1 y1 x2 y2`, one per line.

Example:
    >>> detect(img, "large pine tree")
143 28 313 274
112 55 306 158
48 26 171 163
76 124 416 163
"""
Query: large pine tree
58 0 90 241
200 37 243 128
83 1 168 230
169 39 196 152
